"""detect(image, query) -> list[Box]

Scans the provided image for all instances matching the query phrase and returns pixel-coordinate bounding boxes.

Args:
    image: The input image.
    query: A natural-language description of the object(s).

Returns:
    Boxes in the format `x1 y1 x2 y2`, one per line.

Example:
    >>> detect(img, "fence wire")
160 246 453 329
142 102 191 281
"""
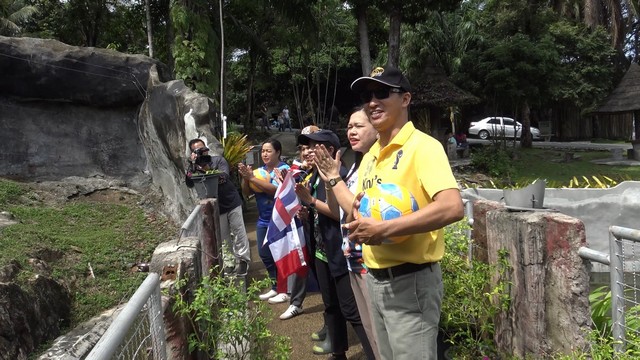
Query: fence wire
615 234 640 351
86 273 166 360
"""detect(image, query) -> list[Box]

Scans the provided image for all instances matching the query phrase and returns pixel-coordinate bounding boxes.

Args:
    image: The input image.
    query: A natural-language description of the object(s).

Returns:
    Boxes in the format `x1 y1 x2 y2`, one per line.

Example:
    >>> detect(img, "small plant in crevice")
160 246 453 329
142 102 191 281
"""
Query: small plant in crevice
172 270 291 360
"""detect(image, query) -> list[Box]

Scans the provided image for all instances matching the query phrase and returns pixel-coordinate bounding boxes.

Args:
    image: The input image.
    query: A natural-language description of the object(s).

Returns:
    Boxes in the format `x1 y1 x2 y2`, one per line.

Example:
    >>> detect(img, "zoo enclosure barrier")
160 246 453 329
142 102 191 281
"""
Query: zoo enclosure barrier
85 272 166 360
578 225 640 354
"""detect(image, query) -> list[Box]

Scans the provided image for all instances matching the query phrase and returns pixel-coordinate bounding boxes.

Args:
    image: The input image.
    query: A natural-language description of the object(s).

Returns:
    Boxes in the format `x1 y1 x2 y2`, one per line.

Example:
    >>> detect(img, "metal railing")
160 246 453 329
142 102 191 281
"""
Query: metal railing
85 273 166 360
579 225 640 354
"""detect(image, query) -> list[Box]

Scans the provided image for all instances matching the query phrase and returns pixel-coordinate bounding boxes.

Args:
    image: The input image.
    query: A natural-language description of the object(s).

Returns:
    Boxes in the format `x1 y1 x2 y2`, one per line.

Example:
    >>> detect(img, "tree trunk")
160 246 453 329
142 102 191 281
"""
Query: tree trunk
145 0 154 58
607 0 624 50
521 100 532 148
387 5 402 68
355 5 371 75
583 0 601 29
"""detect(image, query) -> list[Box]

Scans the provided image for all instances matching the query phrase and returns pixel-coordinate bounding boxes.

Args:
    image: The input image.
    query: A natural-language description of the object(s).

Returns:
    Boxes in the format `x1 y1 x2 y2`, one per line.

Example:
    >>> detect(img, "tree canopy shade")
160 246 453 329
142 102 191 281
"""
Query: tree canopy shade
594 62 640 113
410 61 479 109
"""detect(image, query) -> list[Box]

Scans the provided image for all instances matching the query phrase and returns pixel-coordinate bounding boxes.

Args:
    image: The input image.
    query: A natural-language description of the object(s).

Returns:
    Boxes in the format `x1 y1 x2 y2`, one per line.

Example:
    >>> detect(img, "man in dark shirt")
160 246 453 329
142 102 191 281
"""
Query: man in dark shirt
186 138 250 275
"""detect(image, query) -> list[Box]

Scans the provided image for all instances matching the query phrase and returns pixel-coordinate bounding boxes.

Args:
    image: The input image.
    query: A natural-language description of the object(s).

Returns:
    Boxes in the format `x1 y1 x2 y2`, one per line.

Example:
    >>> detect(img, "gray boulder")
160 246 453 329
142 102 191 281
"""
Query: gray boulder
0 36 223 358
0 36 170 107
0 276 71 360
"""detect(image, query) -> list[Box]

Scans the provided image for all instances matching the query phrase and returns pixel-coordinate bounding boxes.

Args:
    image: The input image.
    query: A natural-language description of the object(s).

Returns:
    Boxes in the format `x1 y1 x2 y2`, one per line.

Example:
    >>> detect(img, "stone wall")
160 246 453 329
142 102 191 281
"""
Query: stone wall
473 200 591 358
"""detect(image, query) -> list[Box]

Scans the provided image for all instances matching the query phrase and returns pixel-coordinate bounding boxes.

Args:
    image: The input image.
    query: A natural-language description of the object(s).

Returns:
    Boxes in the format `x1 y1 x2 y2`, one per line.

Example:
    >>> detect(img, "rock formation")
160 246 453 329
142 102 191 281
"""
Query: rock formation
0 35 223 358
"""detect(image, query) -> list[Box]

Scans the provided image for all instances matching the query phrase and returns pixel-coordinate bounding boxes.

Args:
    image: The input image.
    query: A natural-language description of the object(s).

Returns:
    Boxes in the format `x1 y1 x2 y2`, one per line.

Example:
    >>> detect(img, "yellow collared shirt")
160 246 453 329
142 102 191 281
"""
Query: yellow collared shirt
357 121 458 268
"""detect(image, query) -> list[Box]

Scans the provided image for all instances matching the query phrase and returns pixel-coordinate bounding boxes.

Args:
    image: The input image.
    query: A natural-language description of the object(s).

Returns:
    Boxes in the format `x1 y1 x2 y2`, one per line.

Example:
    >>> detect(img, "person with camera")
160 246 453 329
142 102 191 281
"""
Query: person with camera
186 138 251 276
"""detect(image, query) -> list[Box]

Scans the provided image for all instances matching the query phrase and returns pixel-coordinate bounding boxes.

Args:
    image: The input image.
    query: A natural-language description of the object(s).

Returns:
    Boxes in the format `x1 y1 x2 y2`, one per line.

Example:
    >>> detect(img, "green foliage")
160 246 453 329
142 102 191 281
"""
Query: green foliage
465 147 640 189
171 0 219 96
565 175 617 189
0 179 25 207
222 132 253 169
0 188 176 325
470 145 515 180
441 220 509 359
553 286 640 359
0 0 38 35
173 272 291 359
547 21 616 112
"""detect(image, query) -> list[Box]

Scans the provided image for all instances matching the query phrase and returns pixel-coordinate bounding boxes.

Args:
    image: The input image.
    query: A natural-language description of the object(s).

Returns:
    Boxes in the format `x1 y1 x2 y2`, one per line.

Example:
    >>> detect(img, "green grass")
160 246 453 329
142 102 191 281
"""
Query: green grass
510 148 640 186
0 180 177 325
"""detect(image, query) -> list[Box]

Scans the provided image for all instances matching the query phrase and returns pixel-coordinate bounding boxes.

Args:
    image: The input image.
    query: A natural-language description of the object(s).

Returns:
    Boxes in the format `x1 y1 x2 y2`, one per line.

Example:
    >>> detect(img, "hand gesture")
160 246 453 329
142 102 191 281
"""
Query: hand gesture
237 163 254 180
296 206 309 221
343 191 385 246
274 168 287 185
314 144 341 182
294 183 314 205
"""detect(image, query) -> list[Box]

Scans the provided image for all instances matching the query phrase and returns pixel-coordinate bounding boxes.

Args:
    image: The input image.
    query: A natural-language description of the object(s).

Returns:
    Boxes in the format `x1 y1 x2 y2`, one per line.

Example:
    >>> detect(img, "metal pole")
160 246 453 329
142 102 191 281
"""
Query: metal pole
463 199 474 264
578 247 610 265
87 273 161 360
609 226 626 354
148 279 167 360
182 204 202 233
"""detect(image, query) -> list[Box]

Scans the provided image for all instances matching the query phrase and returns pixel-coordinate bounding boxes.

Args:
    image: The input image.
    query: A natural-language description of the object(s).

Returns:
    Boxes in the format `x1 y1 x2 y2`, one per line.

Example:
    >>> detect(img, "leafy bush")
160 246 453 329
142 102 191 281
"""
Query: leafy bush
222 132 253 169
470 145 515 180
173 272 290 359
440 220 509 359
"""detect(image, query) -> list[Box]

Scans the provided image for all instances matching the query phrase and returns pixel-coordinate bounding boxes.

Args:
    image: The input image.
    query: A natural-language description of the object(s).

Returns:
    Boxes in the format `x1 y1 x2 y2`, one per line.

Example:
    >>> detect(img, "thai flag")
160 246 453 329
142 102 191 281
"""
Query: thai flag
264 171 308 293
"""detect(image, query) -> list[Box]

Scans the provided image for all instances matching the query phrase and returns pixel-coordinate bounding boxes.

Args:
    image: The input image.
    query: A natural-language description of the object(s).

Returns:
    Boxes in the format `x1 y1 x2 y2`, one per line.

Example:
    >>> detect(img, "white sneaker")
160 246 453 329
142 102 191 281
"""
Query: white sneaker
267 293 290 304
258 289 278 301
279 305 303 320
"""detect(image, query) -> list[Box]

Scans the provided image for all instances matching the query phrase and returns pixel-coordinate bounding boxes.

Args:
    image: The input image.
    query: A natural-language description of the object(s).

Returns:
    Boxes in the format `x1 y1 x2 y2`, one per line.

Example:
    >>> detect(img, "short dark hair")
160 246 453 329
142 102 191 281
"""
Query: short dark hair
188 138 205 150
262 138 282 158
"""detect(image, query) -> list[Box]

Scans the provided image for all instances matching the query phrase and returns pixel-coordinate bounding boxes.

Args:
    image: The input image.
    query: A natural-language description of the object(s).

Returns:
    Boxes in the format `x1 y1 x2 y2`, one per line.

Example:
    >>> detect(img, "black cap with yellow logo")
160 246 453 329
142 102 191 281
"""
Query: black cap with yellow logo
350 65 412 94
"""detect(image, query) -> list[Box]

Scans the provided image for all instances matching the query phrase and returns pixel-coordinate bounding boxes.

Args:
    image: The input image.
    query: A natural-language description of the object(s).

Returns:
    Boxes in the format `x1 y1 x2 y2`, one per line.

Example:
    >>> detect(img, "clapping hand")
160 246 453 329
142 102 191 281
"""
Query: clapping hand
314 144 341 182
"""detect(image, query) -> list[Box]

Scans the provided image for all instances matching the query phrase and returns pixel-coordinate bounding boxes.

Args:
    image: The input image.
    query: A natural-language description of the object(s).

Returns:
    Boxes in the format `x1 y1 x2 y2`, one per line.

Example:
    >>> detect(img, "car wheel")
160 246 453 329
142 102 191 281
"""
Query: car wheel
478 130 490 140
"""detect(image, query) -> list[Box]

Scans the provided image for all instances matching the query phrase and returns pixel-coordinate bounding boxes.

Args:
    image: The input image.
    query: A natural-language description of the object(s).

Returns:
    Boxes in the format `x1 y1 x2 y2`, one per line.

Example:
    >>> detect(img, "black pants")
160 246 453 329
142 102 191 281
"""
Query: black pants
315 258 375 359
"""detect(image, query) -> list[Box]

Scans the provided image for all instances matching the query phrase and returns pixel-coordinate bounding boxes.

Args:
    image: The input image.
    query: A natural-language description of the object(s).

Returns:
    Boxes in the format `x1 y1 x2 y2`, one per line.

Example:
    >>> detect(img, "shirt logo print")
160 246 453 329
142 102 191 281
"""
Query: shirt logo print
392 150 403 170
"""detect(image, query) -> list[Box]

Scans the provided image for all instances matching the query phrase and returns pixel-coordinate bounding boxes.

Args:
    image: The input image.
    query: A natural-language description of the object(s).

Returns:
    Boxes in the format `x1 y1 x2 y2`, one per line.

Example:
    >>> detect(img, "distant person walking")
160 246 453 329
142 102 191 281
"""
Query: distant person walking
278 113 285 132
283 106 292 131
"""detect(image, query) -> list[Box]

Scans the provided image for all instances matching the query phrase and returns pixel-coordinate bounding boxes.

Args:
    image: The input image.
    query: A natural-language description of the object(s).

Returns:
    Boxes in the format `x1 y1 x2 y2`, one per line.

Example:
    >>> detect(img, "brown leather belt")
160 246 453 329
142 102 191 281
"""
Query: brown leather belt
368 262 433 280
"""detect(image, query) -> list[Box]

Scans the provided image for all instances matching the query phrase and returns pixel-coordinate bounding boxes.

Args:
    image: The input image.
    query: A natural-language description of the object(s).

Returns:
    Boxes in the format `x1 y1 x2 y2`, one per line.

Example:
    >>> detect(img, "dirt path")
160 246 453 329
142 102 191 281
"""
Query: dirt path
243 201 367 360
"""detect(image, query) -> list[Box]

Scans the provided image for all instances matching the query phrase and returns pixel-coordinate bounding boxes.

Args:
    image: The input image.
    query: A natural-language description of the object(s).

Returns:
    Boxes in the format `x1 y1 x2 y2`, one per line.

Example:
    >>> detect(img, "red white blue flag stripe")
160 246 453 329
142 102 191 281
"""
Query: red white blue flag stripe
264 171 308 293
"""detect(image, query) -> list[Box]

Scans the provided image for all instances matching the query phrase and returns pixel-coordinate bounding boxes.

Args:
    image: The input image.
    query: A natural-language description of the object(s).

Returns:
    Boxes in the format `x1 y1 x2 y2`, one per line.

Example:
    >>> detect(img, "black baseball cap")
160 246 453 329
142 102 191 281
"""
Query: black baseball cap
350 65 412 94
298 129 341 150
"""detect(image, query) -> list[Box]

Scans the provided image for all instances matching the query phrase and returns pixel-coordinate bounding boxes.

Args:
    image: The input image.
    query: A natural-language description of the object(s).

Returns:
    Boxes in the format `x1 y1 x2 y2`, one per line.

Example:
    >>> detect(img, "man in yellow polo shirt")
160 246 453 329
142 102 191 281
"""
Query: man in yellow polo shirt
346 65 464 360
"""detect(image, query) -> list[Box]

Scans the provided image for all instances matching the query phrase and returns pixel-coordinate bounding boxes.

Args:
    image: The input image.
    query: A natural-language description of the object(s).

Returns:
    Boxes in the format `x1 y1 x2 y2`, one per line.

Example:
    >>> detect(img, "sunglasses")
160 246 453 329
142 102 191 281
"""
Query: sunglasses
359 87 404 103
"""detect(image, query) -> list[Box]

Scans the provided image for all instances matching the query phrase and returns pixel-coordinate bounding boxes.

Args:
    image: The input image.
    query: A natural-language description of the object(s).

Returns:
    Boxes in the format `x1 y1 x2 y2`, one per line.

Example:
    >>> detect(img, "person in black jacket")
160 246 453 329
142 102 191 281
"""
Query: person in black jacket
186 138 250 275
295 130 375 360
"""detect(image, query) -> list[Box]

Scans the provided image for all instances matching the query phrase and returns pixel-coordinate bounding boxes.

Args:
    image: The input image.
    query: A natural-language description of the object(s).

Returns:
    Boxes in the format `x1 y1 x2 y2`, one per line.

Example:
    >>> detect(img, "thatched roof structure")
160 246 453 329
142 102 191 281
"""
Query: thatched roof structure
409 64 479 109
594 62 640 114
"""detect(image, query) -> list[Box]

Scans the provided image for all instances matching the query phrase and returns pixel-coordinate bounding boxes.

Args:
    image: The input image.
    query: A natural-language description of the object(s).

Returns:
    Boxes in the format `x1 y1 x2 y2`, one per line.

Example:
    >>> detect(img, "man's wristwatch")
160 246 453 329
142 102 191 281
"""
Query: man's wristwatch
328 177 343 187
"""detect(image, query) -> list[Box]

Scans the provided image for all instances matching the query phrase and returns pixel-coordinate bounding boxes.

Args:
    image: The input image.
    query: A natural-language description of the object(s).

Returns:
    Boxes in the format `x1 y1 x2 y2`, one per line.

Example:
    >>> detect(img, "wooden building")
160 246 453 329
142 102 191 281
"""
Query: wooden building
591 62 640 141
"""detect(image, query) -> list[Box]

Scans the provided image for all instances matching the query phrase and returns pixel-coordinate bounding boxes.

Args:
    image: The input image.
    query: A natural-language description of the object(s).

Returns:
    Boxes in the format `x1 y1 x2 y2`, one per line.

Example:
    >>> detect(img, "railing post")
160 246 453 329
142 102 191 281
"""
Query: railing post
148 279 167 360
463 199 474 264
609 226 626 354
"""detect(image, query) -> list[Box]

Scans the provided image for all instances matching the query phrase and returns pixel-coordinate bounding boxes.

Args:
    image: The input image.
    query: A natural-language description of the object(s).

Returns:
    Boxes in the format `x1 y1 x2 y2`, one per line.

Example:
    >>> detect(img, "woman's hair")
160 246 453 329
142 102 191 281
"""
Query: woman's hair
347 106 370 172
347 105 365 118
262 138 282 158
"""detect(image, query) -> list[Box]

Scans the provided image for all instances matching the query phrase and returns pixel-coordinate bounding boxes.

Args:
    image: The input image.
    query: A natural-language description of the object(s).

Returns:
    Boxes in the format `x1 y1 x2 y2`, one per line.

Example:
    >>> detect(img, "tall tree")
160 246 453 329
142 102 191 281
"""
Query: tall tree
0 0 37 35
